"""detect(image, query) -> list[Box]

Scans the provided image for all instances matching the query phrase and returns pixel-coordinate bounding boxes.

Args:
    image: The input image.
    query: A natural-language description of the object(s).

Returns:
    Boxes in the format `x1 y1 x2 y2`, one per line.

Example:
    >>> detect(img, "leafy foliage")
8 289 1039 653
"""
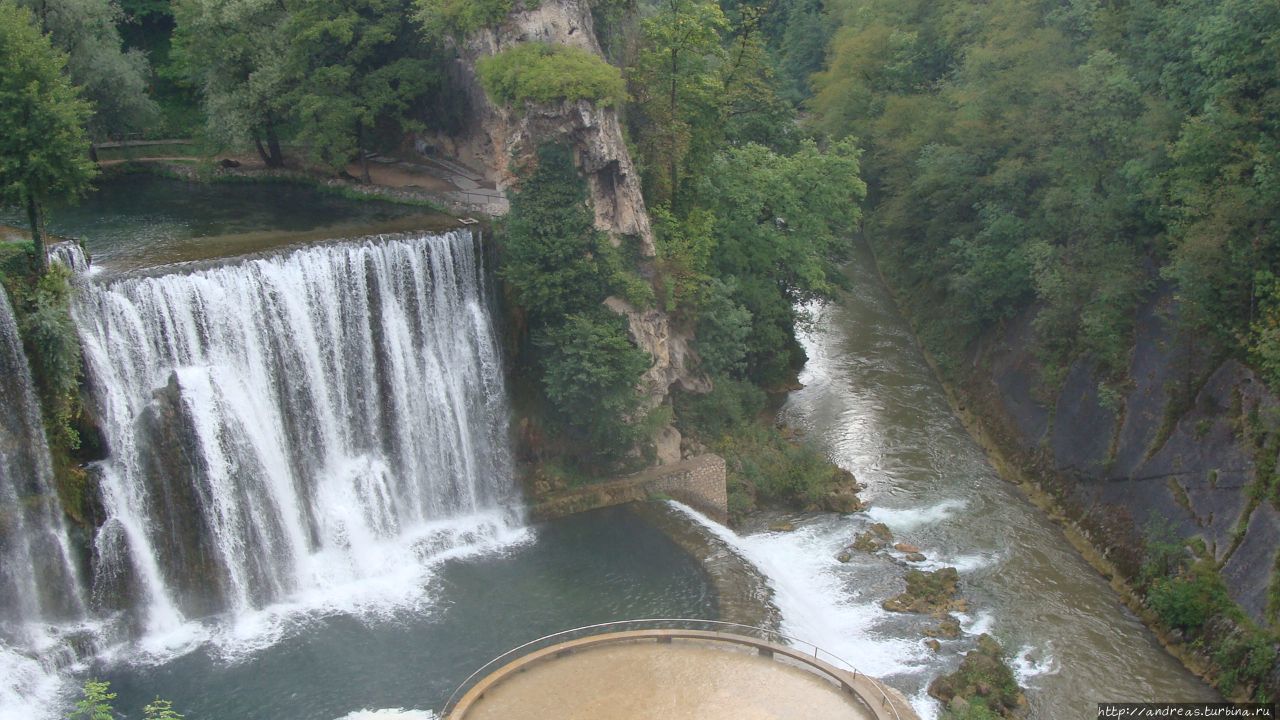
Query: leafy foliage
477 43 626 108
1146 562 1233 634
537 311 650 460
171 0 292 163
501 144 606 323
809 0 1280 391
68 680 116 720
696 138 864 385
284 0 438 174
501 144 652 468
18 0 158 138
415 0 515 38
69 681 184 720
144 697 185 720
0 0 97 270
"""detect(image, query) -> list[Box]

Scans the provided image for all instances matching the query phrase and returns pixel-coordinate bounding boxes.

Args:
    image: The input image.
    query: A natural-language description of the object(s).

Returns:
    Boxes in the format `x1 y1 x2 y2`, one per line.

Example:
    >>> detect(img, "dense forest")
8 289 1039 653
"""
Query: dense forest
4 0 1280 710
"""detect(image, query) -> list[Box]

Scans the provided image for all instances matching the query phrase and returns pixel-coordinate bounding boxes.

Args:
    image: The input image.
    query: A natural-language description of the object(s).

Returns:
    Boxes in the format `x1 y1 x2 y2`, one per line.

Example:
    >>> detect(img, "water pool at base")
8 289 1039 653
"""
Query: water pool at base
92 507 716 720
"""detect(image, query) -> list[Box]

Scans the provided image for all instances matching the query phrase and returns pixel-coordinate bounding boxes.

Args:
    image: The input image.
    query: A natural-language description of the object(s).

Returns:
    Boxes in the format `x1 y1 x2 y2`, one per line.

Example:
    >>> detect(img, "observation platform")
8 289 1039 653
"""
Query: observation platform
444 620 918 720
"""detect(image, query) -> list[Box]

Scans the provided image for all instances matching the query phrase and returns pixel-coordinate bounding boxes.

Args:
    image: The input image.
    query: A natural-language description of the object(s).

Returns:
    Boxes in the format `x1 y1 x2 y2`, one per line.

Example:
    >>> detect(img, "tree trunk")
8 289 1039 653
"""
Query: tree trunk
27 195 47 275
668 47 679 211
88 143 98 163
254 136 271 165
265 120 284 168
357 119 371 184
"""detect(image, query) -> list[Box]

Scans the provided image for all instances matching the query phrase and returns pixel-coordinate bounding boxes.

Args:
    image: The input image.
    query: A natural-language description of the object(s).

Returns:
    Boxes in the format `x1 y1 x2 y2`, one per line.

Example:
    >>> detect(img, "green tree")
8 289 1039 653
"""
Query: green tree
172 0 292 165
284 0 437 180
501 144 606 324
697 139 864 384
20 0 158 139
68 679 115 720
537 311 650 462
0 0 97 274
476 42 626 108
629 0 727 208
415 0 512 38
144 697 184 720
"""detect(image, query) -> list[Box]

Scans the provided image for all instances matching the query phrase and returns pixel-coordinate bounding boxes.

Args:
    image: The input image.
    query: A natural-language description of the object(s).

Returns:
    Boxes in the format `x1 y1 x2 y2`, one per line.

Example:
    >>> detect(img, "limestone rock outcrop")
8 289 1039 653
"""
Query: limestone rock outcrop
422 0 708 427
418 0 653 253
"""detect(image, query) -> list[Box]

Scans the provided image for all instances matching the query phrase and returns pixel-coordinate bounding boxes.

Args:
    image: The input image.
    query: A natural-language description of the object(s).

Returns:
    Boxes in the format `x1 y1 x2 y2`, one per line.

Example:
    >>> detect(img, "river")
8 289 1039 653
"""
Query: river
682 240 1219 718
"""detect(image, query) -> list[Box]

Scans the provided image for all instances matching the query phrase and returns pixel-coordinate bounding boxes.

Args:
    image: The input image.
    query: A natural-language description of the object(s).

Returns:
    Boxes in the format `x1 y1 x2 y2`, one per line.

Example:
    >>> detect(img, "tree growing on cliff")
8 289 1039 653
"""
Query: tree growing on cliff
0 0 97 275
629 0 728 209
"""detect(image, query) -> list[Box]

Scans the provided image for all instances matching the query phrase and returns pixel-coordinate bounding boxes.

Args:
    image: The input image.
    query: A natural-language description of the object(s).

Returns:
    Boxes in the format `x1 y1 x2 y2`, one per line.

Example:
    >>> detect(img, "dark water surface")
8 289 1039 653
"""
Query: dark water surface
3 173 454 273
96 507 715 720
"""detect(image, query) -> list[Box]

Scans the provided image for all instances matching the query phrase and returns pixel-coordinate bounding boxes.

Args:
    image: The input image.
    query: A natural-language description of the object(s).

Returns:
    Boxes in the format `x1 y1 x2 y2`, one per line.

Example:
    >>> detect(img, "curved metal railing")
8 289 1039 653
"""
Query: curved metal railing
440 618 905 720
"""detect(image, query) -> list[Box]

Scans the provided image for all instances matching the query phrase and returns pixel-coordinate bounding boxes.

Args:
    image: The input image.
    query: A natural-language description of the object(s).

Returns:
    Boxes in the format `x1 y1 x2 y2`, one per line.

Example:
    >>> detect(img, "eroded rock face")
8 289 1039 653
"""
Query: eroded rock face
605 296 710 412
420 0 653 253
423 1 709 433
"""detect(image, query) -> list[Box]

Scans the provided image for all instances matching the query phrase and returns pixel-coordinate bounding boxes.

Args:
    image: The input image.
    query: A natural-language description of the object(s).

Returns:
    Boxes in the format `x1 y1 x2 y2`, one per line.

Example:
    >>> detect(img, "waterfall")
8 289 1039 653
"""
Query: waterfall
72 230 517 635
0 288 87 636
0 284 90 719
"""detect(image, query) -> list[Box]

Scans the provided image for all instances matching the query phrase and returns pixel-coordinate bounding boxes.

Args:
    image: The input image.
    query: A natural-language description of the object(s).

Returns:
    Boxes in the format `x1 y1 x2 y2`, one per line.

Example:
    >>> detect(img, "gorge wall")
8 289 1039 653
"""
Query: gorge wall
419 0 708 433
959 285 1280 628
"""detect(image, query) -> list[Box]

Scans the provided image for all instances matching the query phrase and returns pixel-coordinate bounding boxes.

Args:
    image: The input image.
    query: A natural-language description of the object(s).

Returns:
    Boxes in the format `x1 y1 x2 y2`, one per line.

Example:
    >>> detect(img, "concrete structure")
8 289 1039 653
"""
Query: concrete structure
530 454 728 522
445 628 917 720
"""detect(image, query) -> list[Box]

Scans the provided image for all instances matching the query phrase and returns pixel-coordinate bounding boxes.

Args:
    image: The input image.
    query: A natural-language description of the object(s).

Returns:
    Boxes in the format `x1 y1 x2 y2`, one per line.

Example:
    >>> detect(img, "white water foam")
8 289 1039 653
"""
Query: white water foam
956 610 996 637
336 709 437 720
2 232 530 716
865 499 968 531
0 644 72 720
97 512 534 670
1011 643 1058 687
669 502 928 678
910 687 941 720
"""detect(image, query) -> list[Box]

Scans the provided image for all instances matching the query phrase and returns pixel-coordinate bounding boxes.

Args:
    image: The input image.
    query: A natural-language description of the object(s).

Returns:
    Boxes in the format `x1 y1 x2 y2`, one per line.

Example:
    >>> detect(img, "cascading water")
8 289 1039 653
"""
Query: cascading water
71 230 518 641
0 284 89 717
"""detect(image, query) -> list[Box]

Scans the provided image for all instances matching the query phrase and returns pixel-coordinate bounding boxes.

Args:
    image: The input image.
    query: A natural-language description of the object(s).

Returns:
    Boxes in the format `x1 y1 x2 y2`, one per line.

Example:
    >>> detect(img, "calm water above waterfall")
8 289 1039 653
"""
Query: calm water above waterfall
2 174 453 273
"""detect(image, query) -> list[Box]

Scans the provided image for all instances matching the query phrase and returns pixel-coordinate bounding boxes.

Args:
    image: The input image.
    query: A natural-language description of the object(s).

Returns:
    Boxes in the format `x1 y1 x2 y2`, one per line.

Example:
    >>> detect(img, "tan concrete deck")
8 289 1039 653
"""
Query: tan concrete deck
447 630 917 720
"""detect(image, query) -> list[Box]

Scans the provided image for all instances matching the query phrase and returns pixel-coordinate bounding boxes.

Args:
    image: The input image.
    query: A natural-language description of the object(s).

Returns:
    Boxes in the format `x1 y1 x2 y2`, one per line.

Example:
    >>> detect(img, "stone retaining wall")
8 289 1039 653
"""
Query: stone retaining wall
530 454 727 523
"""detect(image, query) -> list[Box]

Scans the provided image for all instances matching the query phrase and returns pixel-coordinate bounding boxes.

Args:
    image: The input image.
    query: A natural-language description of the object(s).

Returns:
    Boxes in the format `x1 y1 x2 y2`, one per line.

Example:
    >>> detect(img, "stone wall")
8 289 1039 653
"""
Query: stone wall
530 454 728 523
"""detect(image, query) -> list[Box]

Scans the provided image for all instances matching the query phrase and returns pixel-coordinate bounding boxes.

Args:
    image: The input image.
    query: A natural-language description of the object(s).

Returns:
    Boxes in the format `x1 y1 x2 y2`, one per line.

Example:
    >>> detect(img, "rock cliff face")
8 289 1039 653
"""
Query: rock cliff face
423 0 707 448
420 0 653 253
970 286 1280 626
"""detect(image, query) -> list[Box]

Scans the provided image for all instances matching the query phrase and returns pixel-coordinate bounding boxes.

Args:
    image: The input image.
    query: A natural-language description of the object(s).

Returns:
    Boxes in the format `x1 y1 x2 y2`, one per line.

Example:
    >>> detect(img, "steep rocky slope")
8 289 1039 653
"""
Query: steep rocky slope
421 0 708 454
967 286 1280 625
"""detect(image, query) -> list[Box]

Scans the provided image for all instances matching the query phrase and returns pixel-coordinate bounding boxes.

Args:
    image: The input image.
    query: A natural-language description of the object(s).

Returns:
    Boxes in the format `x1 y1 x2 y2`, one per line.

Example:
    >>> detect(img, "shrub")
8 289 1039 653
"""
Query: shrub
716 422 835 508
501 144 606 323
673 377 765 440
1146 562 1233 633
416 0 517 38
477 43 626 108
695 279 752 378
537 311 650 463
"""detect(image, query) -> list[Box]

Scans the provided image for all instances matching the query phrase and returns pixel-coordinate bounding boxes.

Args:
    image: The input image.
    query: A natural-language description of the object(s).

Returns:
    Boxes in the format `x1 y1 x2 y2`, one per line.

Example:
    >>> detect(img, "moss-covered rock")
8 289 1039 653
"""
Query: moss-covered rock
883 567 968 615
928 634 1029 718
924 617 962 639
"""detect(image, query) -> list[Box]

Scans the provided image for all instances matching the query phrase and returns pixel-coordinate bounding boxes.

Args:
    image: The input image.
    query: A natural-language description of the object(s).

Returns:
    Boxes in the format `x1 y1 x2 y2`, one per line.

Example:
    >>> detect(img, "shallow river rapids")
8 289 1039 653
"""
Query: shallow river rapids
677 241 1218 718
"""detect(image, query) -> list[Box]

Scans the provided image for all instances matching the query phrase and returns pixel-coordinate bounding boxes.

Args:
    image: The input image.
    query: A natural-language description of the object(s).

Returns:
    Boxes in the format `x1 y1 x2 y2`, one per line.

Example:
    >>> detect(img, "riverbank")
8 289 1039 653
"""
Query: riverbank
863 237 1256 701
95 149 508 217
